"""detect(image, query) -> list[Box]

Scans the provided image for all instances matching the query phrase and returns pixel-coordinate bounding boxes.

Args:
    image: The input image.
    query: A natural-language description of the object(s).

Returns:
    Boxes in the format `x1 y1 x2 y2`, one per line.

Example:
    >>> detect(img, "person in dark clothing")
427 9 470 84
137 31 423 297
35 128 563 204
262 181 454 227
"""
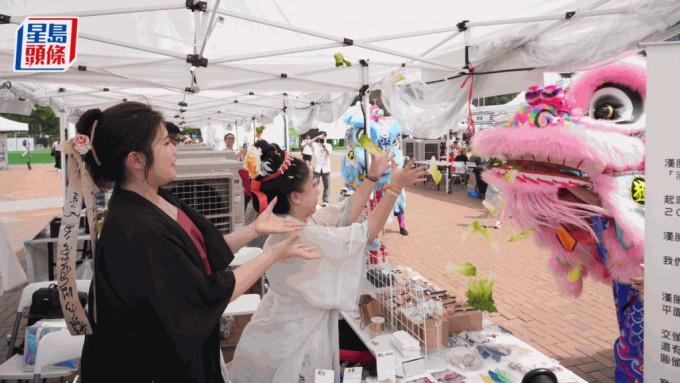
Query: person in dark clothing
454 148 469 163
76 101 319 383
469 151 488 197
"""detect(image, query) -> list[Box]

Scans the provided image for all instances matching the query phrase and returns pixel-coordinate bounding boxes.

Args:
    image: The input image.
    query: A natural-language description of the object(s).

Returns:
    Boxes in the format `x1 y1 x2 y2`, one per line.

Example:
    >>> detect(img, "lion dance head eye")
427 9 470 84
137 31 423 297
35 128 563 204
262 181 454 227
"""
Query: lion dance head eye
534 109 556 128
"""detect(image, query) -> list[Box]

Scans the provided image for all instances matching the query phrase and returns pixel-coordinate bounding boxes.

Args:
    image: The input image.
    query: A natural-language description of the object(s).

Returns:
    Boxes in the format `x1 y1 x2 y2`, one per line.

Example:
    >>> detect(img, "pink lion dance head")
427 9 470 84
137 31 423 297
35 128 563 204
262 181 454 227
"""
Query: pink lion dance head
473 57 646 297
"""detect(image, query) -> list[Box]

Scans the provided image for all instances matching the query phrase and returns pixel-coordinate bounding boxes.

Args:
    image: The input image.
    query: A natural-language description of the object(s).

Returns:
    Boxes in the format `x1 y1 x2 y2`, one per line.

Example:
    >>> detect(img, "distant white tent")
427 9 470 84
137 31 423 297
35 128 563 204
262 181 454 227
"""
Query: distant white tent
0 115 29 132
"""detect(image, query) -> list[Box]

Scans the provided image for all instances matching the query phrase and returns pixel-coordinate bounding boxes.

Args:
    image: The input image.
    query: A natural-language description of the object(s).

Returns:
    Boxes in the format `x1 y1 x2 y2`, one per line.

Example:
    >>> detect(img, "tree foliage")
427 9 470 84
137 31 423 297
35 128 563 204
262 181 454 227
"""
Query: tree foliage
1 105 60 138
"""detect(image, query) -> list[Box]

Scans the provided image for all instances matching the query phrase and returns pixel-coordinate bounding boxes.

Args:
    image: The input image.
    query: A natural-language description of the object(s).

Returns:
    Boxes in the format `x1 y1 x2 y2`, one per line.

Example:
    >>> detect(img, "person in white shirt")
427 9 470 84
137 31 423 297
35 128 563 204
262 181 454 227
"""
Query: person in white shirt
224 133 246 161
312 131 332 207
300 134 313 166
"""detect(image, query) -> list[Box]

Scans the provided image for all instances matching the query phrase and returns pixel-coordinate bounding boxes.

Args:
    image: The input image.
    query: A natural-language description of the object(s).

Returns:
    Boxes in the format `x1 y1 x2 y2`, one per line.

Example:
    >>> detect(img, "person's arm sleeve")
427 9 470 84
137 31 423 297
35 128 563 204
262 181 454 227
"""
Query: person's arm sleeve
128 225 235 362
267 221 369 312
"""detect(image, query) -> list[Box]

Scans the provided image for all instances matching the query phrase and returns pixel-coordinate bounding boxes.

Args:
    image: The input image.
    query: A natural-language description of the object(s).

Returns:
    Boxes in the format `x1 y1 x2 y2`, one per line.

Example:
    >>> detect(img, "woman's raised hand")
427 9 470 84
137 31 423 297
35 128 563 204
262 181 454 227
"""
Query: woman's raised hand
368 152 395 179
253 197 307 235
271 232 322 261
390 158 429 189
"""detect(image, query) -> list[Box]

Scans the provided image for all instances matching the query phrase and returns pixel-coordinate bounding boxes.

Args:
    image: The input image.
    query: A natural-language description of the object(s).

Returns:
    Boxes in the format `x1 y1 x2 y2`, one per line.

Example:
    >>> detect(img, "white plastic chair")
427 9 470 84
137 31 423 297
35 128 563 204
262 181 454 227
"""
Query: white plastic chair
5 280 91 360
33 329 85 383
0 326 83 383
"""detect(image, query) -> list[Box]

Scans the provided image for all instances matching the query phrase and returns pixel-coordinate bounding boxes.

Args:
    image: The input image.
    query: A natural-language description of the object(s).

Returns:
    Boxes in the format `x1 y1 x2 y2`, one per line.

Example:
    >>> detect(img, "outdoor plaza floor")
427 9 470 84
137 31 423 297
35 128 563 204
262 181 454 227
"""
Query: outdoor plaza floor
0 152 620 382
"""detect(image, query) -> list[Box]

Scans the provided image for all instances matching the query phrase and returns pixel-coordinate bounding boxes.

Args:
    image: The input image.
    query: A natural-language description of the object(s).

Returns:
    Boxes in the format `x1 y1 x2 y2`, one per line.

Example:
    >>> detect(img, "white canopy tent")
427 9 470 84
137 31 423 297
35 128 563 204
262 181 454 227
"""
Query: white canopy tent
0 115 28 132
0 0 678 139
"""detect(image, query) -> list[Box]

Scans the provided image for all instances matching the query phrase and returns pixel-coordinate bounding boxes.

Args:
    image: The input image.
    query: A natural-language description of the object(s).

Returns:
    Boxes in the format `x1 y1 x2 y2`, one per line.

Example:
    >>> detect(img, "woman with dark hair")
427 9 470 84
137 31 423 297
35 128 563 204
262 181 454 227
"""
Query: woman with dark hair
75 102 319 382
231 140 428 382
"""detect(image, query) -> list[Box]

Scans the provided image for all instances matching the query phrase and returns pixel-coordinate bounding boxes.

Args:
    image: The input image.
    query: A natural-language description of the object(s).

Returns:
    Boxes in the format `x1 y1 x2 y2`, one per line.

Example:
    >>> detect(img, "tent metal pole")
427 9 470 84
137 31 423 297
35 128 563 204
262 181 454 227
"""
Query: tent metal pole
77 33 187 60
466 7 627 27
34 89 106 100
217 10 456 70
209 64 358 91
197 0 222 57
211 42 342 64
358 26 461 44
362 64 371 176
283 94 289 151
59 111 67 203
417 31 462 60
11 4 184 20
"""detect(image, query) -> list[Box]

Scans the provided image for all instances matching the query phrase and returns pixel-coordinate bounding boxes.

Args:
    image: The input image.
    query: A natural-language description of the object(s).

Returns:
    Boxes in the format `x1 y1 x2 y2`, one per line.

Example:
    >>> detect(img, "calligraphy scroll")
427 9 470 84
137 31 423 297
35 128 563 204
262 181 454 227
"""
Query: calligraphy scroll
55 142 99 335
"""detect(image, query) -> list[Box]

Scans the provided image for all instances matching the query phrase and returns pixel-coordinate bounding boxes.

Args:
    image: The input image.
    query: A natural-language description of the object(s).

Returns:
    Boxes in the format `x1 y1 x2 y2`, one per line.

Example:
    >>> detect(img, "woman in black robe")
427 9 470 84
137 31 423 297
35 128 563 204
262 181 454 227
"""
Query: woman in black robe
77 102 319 382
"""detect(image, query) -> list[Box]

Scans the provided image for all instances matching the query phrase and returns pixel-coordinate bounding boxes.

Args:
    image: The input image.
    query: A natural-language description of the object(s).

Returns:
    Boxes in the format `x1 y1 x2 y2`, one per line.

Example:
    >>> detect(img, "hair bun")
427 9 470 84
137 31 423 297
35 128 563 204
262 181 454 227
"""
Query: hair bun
76 108 103 136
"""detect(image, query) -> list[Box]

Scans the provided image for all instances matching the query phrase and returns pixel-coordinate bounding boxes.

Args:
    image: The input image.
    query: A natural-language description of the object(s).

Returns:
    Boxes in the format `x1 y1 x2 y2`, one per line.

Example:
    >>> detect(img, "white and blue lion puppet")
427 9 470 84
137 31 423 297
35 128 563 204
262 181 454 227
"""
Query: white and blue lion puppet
342 104 409 236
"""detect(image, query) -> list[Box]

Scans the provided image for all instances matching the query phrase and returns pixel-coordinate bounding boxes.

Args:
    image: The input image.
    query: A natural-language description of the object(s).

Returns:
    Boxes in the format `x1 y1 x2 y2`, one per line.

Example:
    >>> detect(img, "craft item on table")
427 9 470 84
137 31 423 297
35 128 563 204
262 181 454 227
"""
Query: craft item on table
508 228 535 242
431 368 467 383
446 308 483 333
477 344 509 361
358 294 381 328
480 374 495 383
369 316 386 335
425 316 444 351
461 219 500 253
24 319 78 371
376 351 397 383
429 156 442 184
391 330 421 359
314 368 334 383
403 374 436 383
447 347 484 371
343 366 362 383
367 267 394 288
402 357 426 377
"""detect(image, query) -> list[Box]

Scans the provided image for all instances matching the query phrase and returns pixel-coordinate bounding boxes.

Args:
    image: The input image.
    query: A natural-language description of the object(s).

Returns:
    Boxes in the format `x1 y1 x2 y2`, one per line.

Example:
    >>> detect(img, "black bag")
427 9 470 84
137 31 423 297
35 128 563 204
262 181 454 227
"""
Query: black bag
50 147 56 157
27 284 88 327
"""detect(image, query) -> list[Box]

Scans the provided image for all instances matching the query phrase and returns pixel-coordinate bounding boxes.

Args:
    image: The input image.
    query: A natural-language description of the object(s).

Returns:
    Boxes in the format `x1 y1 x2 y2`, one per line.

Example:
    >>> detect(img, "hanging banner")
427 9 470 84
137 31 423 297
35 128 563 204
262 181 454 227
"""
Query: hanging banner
55 142 98 335
14 17 79 72
643 41 680 382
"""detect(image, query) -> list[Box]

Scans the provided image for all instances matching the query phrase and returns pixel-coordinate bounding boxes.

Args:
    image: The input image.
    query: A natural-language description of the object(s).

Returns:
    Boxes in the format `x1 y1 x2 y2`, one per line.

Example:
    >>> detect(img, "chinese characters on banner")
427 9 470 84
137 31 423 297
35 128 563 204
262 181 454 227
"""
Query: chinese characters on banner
14 17 78 72
644 43 680 383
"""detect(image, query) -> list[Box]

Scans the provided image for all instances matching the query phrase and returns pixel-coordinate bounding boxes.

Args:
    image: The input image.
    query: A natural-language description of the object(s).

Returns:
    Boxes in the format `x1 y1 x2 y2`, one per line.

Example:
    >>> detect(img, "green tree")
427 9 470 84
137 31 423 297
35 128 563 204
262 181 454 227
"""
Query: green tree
1 105 60 140
472 92 520 107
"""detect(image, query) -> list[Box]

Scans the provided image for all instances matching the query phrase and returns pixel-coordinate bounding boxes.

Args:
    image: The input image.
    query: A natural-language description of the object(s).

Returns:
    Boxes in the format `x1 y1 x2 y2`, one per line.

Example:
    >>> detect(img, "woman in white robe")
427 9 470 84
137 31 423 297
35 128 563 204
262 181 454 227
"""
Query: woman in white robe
230 140 427 383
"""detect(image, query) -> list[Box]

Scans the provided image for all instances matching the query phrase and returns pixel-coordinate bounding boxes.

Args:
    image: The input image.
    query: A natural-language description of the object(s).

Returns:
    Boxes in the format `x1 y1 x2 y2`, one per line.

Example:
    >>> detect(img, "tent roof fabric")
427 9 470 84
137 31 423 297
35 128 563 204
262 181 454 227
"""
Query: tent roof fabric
0 115 29 132
1 0 679 137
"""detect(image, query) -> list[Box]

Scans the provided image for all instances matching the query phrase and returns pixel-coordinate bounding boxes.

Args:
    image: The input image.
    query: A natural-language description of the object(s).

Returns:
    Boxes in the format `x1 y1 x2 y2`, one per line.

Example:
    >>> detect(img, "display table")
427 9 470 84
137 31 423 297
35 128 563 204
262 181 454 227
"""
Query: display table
341 265 586 383
340 310 585 382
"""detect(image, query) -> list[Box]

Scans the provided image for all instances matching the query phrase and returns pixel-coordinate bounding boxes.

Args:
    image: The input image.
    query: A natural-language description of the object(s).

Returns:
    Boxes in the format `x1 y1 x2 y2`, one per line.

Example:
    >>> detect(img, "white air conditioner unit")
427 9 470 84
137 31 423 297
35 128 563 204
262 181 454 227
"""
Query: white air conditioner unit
402 139 419 160
176 151 230 160
176 144 210 152
176 158 242 174
422 139 441 161
162 171 244 234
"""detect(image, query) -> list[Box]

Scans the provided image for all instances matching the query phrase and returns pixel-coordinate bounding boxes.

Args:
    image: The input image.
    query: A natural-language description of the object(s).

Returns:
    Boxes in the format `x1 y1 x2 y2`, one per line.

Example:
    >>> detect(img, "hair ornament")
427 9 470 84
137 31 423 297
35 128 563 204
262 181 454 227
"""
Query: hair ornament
245 150 294 214
244 146 263 178
72 134 92 155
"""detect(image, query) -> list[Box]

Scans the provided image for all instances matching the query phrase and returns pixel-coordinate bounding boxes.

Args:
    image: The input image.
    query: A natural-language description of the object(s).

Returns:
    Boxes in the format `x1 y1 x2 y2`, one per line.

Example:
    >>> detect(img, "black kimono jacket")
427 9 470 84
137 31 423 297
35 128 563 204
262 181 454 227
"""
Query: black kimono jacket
81 186 235 382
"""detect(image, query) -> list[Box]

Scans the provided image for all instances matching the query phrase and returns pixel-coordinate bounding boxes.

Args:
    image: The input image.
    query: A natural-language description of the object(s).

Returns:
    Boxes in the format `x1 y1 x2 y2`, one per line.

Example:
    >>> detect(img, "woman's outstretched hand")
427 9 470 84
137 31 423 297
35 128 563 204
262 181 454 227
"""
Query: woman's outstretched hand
368 152 396 179
271 232 322 261
253 196 307 235
390 158 429 189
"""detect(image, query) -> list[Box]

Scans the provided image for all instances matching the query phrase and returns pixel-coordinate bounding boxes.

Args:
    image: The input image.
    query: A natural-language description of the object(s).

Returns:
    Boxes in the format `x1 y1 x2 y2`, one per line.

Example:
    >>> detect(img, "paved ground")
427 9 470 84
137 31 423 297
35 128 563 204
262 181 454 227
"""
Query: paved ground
0 156 620 382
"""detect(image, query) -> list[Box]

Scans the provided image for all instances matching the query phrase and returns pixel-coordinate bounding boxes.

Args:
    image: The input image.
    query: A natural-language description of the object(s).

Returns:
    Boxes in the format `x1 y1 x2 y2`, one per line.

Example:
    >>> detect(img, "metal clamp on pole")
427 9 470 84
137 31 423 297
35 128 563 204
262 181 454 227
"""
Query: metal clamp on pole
185 0 207 12
186 54 208 67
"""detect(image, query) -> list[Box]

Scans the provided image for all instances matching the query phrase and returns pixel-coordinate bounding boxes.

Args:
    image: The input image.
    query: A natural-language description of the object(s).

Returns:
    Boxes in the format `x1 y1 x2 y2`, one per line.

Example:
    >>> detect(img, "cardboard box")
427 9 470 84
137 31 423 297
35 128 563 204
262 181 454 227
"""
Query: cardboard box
446 309 483 333
24 319 78 371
